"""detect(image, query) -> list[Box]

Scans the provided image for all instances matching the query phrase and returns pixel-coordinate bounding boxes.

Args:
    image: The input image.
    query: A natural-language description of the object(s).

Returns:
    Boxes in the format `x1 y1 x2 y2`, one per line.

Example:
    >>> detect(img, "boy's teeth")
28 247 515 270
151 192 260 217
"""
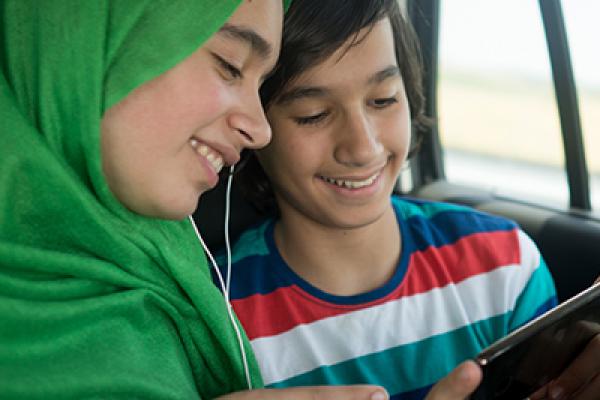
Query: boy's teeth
322 173 378 189
189 139 224 173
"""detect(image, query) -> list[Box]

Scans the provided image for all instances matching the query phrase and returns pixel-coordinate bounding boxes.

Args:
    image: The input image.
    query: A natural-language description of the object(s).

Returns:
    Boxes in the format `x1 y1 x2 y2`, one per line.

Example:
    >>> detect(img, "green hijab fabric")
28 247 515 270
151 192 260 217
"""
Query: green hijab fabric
0 1 288 398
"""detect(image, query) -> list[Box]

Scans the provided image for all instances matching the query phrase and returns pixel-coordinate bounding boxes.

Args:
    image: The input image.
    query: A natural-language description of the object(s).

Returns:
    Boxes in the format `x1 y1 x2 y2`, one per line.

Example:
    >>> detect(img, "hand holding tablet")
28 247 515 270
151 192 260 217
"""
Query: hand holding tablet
471 281 600 400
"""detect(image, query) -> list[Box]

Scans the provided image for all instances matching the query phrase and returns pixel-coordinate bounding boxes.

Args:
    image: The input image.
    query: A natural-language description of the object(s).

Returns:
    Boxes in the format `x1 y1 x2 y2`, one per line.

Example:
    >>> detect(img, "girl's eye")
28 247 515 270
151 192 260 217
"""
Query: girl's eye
293 112 329 126
371 97 398 108
213 54 242 80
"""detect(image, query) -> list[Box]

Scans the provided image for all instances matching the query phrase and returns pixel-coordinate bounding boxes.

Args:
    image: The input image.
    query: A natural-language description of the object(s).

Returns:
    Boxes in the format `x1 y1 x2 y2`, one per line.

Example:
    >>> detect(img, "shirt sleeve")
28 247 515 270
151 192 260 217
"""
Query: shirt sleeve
507 229 558 332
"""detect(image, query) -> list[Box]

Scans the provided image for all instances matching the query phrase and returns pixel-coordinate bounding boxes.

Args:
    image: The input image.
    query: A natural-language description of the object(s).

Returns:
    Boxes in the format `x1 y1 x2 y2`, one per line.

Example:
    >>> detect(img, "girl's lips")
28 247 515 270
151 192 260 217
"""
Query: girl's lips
189 138 222 187
190 136 241 167
189 138 224 173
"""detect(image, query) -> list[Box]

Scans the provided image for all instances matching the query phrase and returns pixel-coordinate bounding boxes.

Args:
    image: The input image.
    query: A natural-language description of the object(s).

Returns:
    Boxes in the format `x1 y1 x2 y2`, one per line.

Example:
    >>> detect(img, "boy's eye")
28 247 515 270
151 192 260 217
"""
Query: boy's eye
293 111 329 126
213 54 242 80
371 97 398 108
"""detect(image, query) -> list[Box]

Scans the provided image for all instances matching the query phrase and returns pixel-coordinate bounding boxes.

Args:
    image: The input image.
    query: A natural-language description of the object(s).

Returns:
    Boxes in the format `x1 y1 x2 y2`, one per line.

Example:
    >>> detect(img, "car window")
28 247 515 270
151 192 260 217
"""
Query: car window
562 0 600 211
437 0 569 208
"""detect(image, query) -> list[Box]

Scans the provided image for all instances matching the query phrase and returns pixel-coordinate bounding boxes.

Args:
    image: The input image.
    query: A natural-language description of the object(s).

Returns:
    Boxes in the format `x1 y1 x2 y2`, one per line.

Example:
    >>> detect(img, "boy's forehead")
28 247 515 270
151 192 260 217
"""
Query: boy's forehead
277 64 401 106
291 19 397 88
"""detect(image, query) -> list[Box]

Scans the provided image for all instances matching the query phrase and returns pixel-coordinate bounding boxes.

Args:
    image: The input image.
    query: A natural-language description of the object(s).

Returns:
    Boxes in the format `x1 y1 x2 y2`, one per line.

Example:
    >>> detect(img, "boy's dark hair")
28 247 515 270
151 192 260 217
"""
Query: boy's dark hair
240 0 428 214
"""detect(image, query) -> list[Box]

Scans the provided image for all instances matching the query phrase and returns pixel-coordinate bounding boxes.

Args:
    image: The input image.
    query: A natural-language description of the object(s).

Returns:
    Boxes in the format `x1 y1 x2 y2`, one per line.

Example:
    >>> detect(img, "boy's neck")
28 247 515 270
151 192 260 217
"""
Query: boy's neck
274 204 401 297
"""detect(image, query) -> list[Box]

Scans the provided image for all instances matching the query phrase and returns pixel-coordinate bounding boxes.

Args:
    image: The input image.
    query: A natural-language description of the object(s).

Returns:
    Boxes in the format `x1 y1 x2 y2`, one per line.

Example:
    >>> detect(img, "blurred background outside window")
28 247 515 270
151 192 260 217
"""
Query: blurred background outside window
563 0 600 210
437 0 599 211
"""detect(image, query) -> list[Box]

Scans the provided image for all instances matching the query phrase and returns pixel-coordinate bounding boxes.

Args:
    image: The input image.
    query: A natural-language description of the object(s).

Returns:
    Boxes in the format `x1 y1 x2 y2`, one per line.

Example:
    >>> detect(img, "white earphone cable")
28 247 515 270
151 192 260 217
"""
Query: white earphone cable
224 166 234 299
188 165 252 389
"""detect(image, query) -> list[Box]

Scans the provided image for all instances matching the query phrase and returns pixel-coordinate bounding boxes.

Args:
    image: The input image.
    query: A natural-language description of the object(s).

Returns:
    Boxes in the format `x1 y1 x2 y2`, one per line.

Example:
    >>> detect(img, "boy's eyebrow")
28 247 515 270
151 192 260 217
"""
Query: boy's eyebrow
367 65 401 85
276 87 328 105
218 23 273 59
277 66 402 105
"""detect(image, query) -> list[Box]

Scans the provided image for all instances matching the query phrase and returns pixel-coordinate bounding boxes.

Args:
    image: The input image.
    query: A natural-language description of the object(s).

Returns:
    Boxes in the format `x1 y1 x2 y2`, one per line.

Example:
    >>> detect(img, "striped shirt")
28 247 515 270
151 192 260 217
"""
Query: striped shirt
218 196 557 399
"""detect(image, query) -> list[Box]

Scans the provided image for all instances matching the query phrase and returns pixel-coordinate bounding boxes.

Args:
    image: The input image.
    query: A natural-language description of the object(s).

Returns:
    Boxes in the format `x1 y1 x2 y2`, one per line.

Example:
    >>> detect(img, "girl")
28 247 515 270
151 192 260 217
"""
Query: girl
0 1 391 399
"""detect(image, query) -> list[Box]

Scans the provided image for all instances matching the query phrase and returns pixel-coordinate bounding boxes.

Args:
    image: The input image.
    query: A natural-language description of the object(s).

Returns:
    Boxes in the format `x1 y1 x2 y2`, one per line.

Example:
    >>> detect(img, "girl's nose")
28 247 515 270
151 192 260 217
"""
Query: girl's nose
228 88 272 150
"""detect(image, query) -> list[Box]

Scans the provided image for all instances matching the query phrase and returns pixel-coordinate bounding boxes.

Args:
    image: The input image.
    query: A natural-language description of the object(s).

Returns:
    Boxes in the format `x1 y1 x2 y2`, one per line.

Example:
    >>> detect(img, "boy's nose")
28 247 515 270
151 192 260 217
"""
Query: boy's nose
335 112 383 166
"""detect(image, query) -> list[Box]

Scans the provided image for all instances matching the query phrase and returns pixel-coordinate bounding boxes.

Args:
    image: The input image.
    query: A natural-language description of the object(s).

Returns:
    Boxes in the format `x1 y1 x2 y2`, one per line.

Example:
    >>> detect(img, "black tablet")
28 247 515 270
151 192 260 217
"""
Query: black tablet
471 281 600 400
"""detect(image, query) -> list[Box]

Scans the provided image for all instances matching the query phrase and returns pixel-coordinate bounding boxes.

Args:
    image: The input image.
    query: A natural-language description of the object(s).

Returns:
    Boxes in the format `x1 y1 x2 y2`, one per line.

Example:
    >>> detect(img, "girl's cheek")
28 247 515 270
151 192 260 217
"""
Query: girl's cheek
187 78 233 125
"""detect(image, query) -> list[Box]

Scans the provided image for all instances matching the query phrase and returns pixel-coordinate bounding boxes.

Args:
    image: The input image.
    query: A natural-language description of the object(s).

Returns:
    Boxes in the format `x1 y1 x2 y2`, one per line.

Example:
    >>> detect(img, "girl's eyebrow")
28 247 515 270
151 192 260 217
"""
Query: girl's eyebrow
218 23 273 60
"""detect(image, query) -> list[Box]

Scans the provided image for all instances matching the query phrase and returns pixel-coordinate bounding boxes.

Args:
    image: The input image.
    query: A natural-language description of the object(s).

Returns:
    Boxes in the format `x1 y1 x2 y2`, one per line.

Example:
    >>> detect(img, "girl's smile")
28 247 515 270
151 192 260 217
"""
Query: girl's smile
101 0 283 219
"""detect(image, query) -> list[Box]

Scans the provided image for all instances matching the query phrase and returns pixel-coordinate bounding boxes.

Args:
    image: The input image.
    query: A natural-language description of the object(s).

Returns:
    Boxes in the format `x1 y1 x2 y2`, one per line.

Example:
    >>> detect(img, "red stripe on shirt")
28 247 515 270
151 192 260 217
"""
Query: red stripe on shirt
401 229 520 295
233 229 520 340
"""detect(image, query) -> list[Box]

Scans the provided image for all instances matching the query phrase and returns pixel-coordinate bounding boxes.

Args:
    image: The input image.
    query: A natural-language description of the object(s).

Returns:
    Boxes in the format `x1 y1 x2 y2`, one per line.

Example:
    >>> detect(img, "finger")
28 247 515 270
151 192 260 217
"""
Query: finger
570 373 600 400
216 385 389 400
424 360 482 400
548 335 600 399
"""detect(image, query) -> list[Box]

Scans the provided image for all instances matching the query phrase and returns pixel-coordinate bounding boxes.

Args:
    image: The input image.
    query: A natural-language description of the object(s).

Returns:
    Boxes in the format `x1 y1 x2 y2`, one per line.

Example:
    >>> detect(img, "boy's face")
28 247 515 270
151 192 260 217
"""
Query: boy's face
101 0 282 220
259 17 411 230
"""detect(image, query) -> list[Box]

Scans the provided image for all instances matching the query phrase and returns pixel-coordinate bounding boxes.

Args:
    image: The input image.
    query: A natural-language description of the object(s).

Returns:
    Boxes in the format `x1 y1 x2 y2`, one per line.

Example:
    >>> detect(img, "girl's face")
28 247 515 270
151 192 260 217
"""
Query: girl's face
259 17 411 230
101 0 282 220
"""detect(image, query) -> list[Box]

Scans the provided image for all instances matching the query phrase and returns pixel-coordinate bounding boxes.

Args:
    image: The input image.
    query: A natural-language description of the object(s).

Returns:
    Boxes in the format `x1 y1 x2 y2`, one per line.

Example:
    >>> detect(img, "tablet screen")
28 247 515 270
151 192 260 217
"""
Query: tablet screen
471 282 600 400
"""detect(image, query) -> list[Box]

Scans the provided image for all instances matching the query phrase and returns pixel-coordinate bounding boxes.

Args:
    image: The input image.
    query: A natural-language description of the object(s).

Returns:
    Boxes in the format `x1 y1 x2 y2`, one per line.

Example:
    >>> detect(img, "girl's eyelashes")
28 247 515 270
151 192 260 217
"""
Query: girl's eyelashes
293 111 329 126
212 53 242 81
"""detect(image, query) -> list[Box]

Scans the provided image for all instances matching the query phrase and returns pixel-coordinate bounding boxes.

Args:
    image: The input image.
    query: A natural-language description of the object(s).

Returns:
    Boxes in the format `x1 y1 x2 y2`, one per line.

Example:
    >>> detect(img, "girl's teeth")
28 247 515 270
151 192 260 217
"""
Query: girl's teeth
198 145 209 157
189 140 224 173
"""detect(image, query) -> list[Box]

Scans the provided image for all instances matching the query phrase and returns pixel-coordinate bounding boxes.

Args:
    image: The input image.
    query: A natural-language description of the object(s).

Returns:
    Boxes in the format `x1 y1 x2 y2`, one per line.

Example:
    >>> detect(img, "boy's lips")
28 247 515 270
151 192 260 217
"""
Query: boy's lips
318 165 386 190
319 170 381 189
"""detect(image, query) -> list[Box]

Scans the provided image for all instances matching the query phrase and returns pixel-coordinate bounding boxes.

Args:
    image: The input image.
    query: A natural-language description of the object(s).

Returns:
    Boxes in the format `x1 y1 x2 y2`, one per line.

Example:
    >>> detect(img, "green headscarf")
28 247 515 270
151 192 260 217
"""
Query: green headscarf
0 1 288 398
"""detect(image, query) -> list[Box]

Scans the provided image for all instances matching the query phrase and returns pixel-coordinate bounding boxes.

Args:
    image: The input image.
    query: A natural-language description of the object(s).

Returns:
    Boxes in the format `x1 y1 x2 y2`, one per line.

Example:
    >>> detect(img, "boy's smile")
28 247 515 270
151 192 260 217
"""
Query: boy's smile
319 168 382 190
317 164 387 201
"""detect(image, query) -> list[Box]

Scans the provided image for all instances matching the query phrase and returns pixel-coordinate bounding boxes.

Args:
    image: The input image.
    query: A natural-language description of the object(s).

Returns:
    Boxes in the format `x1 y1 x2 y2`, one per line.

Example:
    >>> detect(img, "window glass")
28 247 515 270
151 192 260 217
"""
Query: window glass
438 0 567 208
562 0 600 211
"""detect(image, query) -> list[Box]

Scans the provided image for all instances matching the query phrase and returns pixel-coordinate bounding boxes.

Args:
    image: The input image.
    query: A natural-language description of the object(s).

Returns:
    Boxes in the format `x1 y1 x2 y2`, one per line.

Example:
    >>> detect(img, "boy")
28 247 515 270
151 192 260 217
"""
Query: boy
219 1 557 398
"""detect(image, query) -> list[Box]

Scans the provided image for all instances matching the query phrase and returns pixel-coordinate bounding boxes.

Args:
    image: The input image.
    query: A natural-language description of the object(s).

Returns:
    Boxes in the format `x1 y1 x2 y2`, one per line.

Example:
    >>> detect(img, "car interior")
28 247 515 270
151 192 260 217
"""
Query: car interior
194 0 600 304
